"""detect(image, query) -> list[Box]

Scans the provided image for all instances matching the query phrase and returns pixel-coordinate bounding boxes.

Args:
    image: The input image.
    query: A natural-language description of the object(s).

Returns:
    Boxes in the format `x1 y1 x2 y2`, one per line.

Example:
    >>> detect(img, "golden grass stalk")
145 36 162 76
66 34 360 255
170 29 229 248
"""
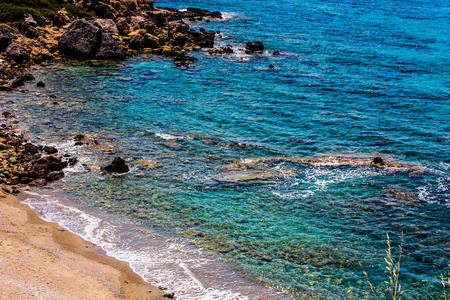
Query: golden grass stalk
359 233 404 300
384 233 404 300
358 261 379 300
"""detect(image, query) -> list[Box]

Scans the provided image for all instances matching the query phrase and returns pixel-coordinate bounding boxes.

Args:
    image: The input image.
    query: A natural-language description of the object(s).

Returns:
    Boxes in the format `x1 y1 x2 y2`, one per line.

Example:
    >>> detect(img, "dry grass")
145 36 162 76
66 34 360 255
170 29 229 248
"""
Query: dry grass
359 233 404 300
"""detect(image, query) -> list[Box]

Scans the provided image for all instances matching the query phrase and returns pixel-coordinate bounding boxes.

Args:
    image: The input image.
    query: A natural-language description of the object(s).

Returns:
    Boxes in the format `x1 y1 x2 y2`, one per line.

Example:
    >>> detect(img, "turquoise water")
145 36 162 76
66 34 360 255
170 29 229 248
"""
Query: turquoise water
3 0 450 298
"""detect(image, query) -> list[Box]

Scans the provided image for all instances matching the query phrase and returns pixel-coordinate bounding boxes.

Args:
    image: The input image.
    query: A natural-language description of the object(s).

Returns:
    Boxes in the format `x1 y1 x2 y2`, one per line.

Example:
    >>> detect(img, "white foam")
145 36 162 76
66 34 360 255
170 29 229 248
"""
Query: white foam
18 189 294 300
220 12 241 21
154 132 194 141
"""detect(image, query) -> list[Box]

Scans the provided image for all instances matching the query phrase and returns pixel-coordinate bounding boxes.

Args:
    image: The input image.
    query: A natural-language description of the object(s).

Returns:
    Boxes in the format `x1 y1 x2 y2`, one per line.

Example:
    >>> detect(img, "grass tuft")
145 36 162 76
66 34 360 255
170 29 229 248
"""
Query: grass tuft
359 233 404 300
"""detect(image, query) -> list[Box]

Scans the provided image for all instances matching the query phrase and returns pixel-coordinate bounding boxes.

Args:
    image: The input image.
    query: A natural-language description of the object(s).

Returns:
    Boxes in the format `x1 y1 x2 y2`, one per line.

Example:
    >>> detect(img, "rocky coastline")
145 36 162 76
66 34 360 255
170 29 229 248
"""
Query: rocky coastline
0 0 267 91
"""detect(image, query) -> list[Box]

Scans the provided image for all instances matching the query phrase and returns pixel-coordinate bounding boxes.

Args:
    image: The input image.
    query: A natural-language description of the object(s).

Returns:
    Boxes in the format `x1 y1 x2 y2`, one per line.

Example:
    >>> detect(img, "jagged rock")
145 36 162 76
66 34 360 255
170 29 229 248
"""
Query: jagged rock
245 41 264 53
92 18 119 34
58 20 103 59
29 178 47 187
43 146 58 154
45 171 64 182
24 14 38 27
6 43 30 62
0 26 15 51
142 33 160 49
102 157 129 173
196 31 216 48
96 33 125 59
207 46 233 55
36 155 68 172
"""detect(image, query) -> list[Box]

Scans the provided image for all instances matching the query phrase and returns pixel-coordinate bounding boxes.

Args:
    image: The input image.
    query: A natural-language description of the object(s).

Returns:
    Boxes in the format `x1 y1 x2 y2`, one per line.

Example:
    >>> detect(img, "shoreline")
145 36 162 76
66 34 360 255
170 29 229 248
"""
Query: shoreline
0 188 167 299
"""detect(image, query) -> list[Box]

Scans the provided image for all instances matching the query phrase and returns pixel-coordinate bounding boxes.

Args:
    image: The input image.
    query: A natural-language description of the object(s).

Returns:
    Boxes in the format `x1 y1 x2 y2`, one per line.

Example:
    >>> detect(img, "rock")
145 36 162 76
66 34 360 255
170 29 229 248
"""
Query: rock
273 51 280 55
6 43 30 62
162 293 175 299
245 41 264 53
96 34 125 60
142 33 160 49
102 157 129 173
197 31 216 48
68 157 78 166
36 156 68 172
24 14 38 27
9 73 35 88
373 157 384 165
58 20 103 59
92 19 119 34
136 159 161 169
0 26 15 51
128 34 143 50
37 81 45 87
207 45 233 55
29 178 47 187
131 16 145 29
46 12 69 27
34 15 47 27
268 64 275 69
45 171 64 182
43 146 58 154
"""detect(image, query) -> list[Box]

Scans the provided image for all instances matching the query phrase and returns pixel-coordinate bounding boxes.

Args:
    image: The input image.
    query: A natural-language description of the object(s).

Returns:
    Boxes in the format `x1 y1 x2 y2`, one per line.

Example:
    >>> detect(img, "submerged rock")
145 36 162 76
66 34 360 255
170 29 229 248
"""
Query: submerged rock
102 157 129 173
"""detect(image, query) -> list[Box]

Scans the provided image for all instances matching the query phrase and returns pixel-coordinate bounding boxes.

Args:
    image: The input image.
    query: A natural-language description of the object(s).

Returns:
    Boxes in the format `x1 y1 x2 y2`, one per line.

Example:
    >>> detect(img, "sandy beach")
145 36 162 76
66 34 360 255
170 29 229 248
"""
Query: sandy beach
0 187 167 300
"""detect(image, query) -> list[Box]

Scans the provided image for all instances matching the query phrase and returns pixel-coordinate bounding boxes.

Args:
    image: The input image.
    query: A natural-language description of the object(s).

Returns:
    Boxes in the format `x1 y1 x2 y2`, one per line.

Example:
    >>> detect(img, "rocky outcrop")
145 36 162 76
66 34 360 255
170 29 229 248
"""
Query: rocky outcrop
0 27 15 51
101 157 129 173
6 43 30 62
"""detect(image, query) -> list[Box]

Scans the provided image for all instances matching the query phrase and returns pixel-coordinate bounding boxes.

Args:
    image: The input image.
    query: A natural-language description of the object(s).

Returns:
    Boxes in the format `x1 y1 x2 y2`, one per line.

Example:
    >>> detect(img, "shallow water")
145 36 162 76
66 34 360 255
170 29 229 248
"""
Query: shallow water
2 0 450 298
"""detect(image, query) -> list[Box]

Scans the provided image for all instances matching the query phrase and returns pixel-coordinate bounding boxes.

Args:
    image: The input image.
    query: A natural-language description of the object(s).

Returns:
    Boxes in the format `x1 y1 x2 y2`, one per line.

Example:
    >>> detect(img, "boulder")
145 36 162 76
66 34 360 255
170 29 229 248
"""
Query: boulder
92 18 119 34
101 156 129 173
6 43 29 62
96 34 125 59
245 41 264 53
0 27 15 51
58 20 103 59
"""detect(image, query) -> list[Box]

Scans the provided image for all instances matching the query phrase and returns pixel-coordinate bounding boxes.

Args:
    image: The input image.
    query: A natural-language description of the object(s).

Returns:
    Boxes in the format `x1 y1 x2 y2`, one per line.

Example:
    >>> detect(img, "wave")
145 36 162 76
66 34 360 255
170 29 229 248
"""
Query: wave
18 189 295 300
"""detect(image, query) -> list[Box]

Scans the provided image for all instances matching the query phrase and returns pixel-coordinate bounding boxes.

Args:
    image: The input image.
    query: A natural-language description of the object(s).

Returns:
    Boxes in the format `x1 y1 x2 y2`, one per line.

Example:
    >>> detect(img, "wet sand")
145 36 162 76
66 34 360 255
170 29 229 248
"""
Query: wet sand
0 188 166 300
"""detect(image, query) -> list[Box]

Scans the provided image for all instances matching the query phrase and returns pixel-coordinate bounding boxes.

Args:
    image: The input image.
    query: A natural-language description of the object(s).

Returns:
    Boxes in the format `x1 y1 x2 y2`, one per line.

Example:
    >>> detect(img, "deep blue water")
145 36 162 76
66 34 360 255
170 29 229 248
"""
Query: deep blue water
2 0 450 298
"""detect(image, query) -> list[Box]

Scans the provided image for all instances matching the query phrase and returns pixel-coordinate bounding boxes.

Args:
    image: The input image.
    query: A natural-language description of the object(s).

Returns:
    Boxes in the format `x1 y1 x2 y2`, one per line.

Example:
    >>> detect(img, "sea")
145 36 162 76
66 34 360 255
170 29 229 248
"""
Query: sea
2 0 449 299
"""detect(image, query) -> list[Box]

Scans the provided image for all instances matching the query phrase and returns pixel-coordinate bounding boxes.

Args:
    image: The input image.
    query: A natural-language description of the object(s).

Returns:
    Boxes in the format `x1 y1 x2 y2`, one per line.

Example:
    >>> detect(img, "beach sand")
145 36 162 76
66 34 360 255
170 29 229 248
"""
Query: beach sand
0 188 166 300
